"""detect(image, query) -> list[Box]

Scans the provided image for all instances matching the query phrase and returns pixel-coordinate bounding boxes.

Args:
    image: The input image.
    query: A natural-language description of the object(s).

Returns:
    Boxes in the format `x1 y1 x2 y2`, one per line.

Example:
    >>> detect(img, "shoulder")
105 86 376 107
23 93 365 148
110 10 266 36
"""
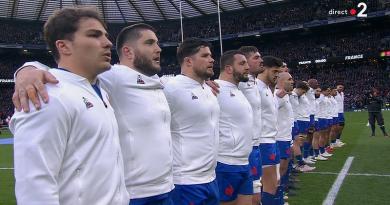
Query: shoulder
163 76 181 93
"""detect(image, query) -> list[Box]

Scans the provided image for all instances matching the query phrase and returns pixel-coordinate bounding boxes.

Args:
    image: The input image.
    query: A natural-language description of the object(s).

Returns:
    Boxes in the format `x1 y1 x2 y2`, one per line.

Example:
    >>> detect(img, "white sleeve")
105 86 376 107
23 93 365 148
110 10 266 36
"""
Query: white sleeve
275 94 284 109
14 61 51 80
162 83 177 113
98 68 117 96
318 94 325 103
10 96 70 205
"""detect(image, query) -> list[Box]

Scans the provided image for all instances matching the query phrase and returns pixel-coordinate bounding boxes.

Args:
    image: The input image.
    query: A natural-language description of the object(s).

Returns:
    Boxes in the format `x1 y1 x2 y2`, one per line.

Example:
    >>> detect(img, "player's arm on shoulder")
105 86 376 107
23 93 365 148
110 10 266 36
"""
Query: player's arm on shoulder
13 61 58 112
10 94 70 204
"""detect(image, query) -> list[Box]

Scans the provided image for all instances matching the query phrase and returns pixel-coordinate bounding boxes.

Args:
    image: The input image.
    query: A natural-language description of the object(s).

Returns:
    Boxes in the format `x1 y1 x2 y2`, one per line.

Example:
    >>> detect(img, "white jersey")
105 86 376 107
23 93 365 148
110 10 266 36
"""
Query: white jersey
335 91 344 113
296 93 310 121
11 69 128 205
164 75 220 185
329 96 339 117
314 96 320 120
257 79 278 143
325 96 334 119
216 80 253 165
275 90 294 141
306 88 316 116
316 94 329 119
100 65 174 199
289 91 300 122
238 75 262 146
20 62 174 199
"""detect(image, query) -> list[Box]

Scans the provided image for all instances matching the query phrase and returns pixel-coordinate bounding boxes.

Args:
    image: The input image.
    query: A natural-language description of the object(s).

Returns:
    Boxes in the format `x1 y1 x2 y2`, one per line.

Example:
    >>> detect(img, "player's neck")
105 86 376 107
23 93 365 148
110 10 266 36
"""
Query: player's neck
257 74 269 86
58 61 97 83
219 73 238 86
181 67 205 84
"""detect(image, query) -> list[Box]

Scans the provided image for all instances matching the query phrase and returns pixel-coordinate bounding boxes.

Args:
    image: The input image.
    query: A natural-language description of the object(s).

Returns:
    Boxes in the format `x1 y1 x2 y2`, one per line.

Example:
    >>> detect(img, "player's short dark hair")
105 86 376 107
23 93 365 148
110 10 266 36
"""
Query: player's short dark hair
44 7 106 61
321 85 330 91
262 56 283 68
177 38 212 65
220 50 245 71
295 80 309 91
238 46 258 58
116 23 156 57
336 83 344 86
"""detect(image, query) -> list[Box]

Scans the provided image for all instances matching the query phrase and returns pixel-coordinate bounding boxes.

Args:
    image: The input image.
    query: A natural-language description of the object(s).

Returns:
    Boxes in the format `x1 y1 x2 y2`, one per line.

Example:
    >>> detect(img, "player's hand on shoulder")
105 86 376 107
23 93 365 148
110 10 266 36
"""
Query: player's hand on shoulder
13 66 58 112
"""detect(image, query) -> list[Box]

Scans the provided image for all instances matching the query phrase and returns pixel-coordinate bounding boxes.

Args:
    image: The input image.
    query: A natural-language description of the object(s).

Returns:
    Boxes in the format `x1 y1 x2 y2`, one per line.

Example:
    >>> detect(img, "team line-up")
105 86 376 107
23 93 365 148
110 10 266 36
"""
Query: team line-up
10 7 351 205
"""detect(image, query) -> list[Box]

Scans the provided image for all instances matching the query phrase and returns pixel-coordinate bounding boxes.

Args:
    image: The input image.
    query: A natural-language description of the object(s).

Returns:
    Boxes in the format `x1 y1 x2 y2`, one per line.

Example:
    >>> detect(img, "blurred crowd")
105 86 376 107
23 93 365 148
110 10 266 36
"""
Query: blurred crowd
1 57 389 117
0 0 389 44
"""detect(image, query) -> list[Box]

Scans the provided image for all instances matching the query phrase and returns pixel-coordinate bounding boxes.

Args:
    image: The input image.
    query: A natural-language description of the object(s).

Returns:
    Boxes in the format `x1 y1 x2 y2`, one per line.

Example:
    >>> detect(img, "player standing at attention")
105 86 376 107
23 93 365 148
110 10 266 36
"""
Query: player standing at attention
164 38 220 205
290 81 315 172
306 79 319 162
275 71 294 205
11 23 176 205
334 84 346 146
215 50 253 205
257 56 283 204
238 46 264 205
10 7 129 205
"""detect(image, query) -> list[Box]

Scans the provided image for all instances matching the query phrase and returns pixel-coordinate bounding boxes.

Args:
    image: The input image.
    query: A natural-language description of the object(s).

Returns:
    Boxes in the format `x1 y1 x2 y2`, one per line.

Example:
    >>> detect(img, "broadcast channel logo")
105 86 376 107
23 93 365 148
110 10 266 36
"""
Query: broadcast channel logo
329 2 367 18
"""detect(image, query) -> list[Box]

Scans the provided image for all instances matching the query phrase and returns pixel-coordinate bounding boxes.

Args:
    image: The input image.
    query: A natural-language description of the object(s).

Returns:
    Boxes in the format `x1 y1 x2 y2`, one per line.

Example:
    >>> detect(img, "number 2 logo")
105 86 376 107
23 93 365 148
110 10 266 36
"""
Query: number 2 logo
357 2 367 17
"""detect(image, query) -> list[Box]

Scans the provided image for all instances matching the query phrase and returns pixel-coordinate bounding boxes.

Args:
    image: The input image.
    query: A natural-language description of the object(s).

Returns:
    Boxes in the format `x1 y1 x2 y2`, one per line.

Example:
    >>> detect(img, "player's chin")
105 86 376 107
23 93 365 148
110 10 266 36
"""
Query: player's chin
206 70 214 78
99 62 112 71
153 65 161 73
152 60 160 67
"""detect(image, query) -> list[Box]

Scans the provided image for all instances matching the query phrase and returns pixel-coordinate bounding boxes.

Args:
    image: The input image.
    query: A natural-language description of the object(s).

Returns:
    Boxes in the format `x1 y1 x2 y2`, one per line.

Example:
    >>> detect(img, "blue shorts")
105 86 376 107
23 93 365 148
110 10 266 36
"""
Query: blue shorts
338 113 345 123
130 192 173 205
248 146 262 180
276 141 291 159
297 120 310 134
292 121 299 139
333 117 338 125
318 118 328 130
215 162 253 202
314 120 319 131
172 180 219 205
260 143 280 166
309 115 315 127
